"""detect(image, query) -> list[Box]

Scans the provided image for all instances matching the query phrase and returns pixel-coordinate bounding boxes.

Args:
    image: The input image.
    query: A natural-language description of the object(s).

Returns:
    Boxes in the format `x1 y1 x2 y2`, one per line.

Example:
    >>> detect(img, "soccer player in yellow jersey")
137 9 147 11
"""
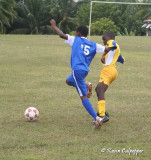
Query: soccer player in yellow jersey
95 31 124 123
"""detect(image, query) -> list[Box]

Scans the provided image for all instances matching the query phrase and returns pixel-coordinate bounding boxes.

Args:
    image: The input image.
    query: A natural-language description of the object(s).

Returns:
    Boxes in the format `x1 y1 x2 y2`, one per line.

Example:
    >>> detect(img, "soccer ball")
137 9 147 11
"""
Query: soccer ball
24 107 39 122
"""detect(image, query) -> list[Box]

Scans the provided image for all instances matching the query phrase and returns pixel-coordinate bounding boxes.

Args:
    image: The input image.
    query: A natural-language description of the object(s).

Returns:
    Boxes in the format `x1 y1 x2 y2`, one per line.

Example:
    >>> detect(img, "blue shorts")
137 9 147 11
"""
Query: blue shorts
66 70 88 97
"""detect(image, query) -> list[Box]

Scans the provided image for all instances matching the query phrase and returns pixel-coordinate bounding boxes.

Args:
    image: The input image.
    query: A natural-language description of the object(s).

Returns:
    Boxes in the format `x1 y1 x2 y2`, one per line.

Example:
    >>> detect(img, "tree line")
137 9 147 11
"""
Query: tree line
0 0 151 35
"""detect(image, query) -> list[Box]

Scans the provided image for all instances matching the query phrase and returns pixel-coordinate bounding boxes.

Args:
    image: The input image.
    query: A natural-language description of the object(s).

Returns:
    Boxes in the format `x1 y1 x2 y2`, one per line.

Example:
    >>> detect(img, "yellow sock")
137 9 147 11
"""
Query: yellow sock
98 100 105 116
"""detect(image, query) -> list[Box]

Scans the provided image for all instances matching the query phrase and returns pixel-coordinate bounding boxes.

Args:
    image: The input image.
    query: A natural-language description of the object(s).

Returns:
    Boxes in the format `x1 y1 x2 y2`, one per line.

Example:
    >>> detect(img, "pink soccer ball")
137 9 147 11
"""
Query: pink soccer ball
24 107 39 122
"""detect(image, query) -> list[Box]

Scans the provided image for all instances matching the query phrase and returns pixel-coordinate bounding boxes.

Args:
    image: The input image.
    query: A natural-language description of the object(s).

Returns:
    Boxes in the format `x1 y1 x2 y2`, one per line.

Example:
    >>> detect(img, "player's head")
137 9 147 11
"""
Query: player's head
102 31 115 45
76 25 88 37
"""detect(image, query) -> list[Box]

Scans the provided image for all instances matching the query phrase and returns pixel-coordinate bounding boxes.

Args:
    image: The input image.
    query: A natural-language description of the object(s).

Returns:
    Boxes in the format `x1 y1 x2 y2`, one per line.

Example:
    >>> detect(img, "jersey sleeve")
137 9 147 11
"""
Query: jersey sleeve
117 54 125 64
65 34 75 46
106 40 117 49
96 43 105 53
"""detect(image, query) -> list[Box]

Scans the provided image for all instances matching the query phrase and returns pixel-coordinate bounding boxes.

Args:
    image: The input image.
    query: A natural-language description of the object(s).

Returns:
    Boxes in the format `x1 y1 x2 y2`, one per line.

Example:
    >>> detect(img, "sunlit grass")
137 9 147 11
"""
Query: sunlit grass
0 35 151 160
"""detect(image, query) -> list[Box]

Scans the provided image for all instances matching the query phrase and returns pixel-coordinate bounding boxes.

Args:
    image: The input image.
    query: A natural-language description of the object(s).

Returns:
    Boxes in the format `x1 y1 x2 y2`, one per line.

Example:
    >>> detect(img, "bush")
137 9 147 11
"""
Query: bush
91 18 119 35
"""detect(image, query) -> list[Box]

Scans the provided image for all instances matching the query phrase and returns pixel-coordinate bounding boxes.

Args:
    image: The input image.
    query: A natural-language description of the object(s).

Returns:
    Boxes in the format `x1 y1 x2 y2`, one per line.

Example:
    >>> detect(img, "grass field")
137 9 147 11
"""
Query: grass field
0 35 151 160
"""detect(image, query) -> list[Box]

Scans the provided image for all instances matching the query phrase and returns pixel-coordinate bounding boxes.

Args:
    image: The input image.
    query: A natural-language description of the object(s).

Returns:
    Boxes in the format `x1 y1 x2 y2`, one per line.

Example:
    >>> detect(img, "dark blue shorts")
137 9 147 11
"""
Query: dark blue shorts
66 70 88 97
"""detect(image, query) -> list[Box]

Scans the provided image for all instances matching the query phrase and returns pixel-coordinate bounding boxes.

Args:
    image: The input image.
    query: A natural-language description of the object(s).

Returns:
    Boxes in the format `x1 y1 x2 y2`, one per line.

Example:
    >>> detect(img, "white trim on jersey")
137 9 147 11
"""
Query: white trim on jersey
65 35 105 53
104 50 116 66
72 71 83 97
96 43 105 53
65 34 75 46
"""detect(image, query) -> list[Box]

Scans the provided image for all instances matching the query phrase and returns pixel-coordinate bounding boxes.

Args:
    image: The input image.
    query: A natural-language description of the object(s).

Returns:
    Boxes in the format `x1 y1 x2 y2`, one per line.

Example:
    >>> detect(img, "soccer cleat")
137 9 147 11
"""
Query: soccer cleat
97 112 109 123
86 82 92 98
105 112 109 118
100 115 109 123
97 111 109 117
93 116 103 128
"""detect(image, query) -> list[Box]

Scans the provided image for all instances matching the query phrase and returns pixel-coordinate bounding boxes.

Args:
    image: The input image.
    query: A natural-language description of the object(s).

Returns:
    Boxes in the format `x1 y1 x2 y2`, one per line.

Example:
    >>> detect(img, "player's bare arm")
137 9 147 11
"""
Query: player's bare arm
101 53 106 64
104 46 116 53
101 47 116 64
101 48 110 64
50 19 68 40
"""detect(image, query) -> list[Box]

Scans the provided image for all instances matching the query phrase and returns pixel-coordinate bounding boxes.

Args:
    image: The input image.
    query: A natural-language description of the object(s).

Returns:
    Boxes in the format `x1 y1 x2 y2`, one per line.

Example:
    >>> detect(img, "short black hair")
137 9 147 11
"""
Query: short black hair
103 31 115 40
76 25 88 37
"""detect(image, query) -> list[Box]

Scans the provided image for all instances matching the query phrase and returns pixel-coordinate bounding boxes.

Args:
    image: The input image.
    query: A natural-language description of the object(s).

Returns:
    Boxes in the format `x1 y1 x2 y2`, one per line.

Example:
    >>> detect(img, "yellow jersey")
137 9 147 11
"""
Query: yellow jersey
103 40 120 68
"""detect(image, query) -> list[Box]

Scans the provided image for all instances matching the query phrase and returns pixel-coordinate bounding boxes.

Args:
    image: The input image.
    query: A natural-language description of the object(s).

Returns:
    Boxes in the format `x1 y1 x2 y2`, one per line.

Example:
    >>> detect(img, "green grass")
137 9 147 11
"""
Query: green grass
0 35 151 160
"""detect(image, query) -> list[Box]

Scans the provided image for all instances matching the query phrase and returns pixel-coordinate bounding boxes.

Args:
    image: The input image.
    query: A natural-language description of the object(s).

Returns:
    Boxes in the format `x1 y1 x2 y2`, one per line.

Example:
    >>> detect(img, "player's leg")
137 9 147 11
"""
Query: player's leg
96 68 110 118
80 95 103 128
81 95 97 121
66 71 103 127
95 82 110 123
66 74 76 87
86 82 92 98
96 67 117 123
72 70 100 122
95 82 108 116
66 74 92 98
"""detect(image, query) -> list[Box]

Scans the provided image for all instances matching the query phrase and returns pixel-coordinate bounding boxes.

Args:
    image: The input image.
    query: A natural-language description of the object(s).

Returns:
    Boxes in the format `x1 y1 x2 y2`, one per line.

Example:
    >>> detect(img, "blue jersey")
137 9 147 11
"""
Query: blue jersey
65 35 105 72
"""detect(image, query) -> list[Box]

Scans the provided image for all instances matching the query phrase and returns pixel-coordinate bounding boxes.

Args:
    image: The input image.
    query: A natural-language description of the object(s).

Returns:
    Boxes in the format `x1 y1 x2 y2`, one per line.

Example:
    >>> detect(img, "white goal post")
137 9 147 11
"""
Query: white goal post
88 0 151 39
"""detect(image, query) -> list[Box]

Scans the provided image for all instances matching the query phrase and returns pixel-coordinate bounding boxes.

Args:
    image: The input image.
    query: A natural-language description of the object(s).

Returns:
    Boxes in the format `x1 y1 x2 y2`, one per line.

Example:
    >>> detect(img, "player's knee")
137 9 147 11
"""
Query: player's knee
95 85 98 93
95 83 101 93
96 83 104 95
80 95 87 100
66 80 71 86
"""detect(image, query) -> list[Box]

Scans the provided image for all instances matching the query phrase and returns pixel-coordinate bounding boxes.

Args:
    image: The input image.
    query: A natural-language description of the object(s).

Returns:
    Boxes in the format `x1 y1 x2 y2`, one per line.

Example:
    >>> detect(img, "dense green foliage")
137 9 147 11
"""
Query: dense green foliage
0 0 16 33
91 18 118 35
10 0 53 34
77 1 151 35
0 0 151 35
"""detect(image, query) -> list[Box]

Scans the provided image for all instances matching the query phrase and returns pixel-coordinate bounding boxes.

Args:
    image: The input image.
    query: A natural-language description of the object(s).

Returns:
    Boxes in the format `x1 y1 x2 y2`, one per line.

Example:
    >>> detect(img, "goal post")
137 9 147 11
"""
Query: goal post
88 0 151 39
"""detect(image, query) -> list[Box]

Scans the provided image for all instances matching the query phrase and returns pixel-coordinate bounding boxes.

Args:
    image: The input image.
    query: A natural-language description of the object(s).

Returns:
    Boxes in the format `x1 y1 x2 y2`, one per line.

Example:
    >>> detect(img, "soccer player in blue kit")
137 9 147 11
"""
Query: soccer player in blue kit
50 19 114 128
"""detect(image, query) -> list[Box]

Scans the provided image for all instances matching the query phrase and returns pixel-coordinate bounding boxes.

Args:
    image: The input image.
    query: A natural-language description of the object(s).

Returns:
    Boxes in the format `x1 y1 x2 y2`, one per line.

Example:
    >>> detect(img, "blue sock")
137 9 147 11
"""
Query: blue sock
82 98 97 120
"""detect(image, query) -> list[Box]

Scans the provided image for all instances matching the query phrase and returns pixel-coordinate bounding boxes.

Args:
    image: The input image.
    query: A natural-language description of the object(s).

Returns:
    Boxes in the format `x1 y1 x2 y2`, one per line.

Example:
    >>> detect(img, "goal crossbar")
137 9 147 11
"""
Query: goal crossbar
91 1 151 5
88 1 151 39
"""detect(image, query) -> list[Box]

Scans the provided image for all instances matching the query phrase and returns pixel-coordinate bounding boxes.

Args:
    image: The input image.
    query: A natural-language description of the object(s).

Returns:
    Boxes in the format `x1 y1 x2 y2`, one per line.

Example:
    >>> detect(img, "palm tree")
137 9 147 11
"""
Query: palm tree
0 0 16 33
142 0 151 19
10 0 53 34
50 0 80 33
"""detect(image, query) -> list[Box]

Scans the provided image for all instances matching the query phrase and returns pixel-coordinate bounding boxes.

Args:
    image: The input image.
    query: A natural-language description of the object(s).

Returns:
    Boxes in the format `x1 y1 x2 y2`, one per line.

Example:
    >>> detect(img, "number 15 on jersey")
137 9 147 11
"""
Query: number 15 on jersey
81 44 90 55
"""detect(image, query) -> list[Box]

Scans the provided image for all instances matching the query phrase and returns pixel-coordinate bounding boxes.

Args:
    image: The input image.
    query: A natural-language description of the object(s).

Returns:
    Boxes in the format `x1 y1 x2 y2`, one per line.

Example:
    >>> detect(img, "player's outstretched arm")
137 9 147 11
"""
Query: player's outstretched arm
50 19 68 40
101 53 106 64
101 47 116 64
104 46 116 53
